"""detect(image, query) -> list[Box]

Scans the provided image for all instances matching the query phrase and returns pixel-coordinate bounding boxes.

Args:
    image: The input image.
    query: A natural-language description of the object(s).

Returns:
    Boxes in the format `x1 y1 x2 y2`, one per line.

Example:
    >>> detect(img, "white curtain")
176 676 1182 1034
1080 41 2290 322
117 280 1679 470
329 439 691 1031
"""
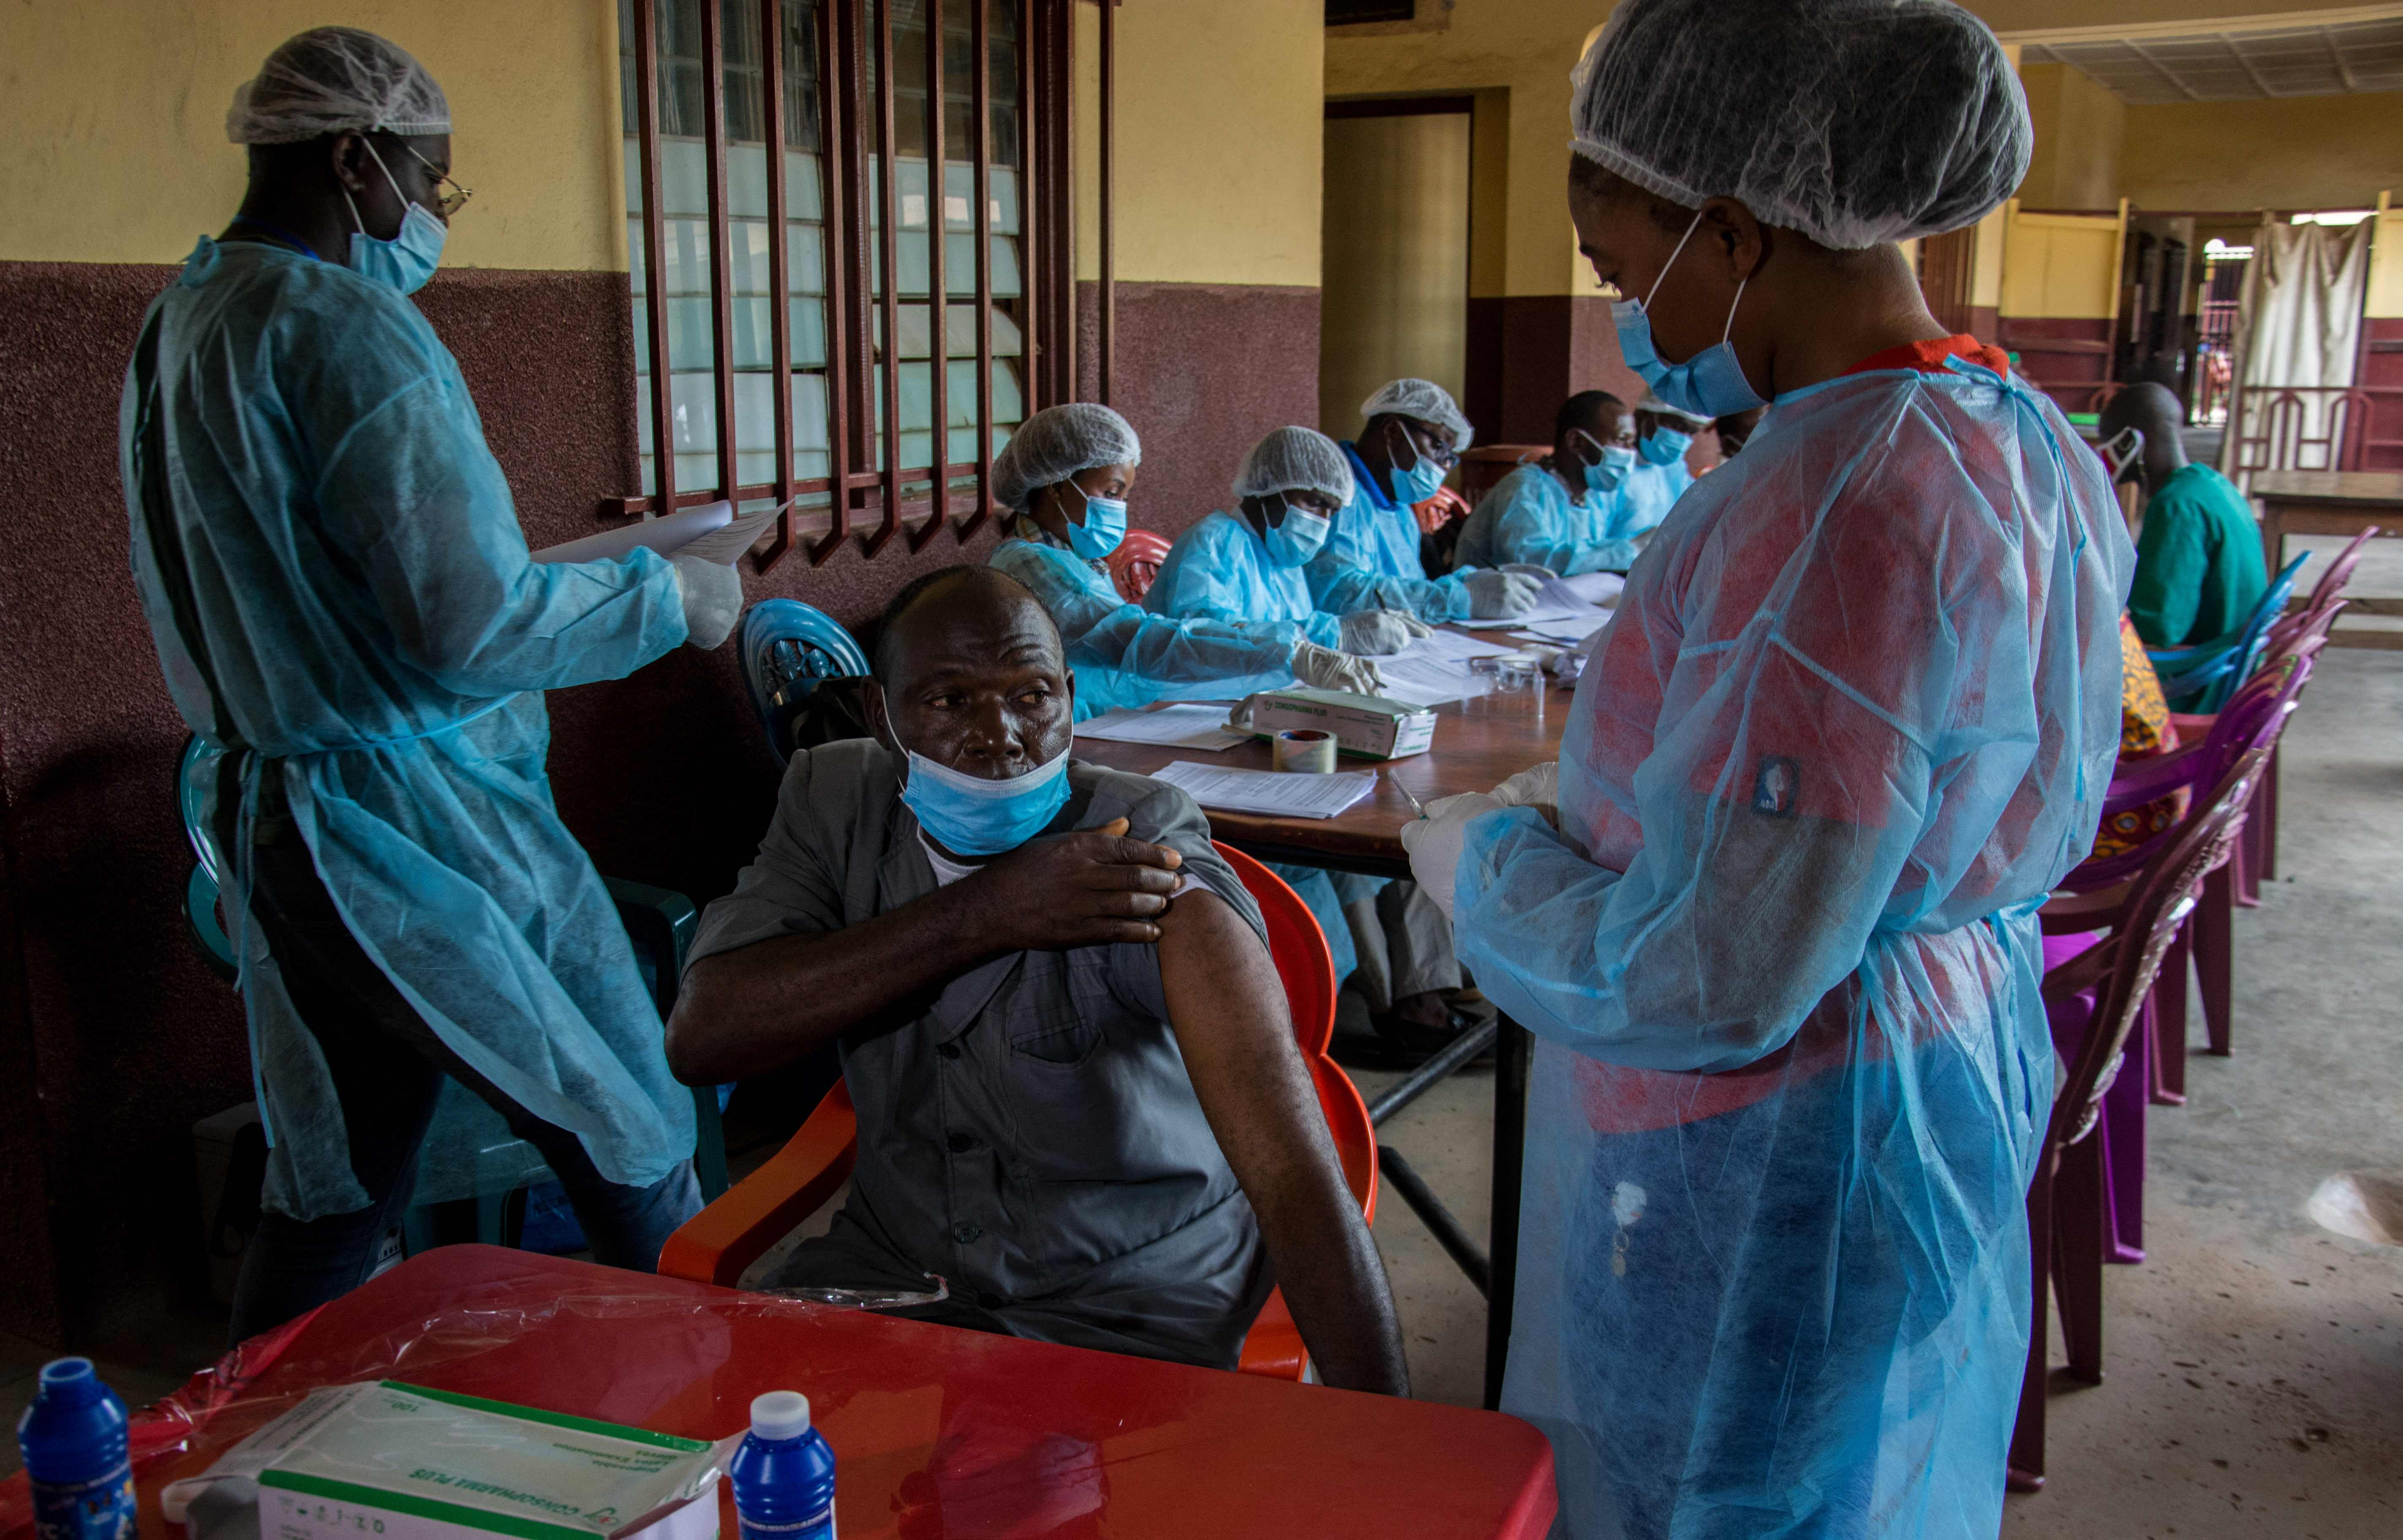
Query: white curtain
2221 219 2373 485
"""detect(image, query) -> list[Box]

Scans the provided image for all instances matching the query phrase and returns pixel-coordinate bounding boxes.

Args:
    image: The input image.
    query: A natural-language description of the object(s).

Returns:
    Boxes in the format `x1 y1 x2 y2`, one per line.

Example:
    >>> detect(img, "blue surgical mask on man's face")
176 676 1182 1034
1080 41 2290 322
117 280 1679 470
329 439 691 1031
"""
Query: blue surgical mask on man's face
1261 495 1332 568
1384 423 1450 505
1610 207 1770 420
1573 431 1635 495
888 696 1073 857
1060 480 1128 561
1638 427 1694 467
342 140 447 296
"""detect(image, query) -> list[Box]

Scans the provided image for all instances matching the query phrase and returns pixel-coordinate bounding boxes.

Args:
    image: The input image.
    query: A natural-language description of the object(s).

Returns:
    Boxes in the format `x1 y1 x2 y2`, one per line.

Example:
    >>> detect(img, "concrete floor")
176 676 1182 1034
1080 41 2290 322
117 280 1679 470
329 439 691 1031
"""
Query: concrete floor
1359 534 2403 1536
8 540 2399 1539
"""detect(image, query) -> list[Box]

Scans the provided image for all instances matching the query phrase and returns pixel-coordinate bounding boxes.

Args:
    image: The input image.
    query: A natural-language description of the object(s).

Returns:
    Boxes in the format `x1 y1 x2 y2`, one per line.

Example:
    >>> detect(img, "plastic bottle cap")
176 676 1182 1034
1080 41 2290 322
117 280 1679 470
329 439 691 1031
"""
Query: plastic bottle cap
36 1358 102 1404
748 1391 811 1442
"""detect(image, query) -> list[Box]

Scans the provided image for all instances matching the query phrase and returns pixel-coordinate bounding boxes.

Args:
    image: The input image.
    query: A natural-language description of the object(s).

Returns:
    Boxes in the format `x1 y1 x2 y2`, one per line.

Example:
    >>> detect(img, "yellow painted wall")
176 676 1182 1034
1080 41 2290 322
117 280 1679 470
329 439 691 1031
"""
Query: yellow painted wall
2369 194 2403 319
1075 0 1322 288
2116 90 2403 214
0 0 622 271
2016 62 2124 210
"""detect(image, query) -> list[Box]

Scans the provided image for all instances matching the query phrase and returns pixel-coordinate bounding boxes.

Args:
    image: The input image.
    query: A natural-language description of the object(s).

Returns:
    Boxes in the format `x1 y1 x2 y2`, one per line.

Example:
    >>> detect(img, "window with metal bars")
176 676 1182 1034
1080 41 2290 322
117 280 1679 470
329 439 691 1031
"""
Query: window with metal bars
616 0 1078 569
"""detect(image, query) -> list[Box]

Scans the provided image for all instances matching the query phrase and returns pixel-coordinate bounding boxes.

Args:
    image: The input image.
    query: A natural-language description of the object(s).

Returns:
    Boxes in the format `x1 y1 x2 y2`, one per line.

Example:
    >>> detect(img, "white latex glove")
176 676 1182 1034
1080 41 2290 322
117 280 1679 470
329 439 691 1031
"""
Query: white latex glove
1292 640 1386 695
671 554 743 650
1337 609 1433 655
1400 762 1561 920
1464 569 1543 620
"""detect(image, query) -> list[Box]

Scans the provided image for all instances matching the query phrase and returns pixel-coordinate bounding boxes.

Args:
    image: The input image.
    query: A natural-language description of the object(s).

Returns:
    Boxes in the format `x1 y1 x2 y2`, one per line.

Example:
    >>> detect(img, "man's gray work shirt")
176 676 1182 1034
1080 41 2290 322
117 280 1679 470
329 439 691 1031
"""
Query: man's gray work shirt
687 739 1273 1367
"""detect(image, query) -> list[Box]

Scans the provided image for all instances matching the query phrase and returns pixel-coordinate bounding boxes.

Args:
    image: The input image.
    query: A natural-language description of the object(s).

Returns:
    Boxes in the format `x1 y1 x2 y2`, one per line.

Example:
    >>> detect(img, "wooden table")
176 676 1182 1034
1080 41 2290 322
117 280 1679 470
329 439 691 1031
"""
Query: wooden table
2251 470 2403 651
1077 678 1573 1407
87 1248 1557 1540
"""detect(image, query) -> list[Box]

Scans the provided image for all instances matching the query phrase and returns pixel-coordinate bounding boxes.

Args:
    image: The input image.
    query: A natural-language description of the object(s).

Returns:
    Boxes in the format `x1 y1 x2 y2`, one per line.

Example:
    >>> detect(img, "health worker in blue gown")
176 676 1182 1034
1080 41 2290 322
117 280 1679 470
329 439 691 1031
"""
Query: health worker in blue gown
1610 392 1711 544
986 404 1399 721
1451 390 1643 576
124 29 740 1342
1305 379 1544 625
1404 3 2133 1534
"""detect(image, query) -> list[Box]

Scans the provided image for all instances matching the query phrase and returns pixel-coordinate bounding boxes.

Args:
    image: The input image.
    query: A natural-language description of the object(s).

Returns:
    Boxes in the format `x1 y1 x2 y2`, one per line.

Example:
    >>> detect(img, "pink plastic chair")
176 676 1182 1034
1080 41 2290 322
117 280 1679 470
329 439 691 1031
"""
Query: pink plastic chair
2239 525 2376 892
2012 745 2270 1493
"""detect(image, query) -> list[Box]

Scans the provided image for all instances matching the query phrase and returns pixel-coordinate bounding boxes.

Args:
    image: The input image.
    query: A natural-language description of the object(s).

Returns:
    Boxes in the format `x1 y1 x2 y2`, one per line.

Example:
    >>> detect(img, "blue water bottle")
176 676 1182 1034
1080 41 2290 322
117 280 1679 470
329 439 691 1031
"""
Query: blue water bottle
728 1391 836 1540
16 1359 135 1540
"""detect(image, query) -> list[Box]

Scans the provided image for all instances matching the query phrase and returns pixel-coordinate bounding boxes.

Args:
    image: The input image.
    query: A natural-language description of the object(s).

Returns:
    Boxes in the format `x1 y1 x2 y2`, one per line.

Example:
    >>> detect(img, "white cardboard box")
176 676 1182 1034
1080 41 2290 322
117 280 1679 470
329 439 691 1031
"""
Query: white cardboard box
1248 687 1437 761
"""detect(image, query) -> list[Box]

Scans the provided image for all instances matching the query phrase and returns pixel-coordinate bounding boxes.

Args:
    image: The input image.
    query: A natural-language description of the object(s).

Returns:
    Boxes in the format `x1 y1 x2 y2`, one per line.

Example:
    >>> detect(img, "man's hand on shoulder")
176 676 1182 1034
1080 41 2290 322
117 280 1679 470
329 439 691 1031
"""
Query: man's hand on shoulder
958 818 1185 952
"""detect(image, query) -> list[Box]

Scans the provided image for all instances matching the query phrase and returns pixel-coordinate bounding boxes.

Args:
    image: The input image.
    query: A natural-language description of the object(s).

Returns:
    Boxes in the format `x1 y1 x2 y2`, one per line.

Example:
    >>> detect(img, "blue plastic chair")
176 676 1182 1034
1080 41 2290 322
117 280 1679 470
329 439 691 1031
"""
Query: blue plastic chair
2145 551 2309 713
175 736 727 1257
739 599 870 767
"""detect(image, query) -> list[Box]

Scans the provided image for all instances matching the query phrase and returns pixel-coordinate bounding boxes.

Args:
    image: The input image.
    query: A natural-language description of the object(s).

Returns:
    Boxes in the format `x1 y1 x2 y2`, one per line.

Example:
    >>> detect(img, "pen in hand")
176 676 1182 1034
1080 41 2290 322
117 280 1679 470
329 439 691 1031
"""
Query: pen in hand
1388 770 1429 820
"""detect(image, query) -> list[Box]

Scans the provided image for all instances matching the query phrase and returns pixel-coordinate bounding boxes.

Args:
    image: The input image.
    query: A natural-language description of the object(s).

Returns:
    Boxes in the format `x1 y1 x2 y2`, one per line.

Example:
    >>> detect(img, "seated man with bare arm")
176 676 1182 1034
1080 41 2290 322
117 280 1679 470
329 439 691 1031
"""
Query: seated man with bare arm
667 566 1408 1394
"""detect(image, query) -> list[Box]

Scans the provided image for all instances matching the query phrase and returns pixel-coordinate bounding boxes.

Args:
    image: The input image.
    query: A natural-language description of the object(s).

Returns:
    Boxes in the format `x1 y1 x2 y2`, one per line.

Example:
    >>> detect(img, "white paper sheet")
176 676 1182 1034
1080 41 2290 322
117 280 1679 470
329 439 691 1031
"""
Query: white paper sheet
1073 704 1250 751
1512 614 1613 643
1561 571 1627 607
1459 575 1609 630
532 499 784 566
1150 760 1377 818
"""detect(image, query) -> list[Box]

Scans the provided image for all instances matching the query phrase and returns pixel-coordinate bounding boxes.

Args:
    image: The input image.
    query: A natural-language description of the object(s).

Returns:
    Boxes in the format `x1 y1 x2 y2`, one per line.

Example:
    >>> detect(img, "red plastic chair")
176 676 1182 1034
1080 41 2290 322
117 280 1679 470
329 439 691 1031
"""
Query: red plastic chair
2011 745 2270 1494
657 842 1377 1383
1106 529 1170 603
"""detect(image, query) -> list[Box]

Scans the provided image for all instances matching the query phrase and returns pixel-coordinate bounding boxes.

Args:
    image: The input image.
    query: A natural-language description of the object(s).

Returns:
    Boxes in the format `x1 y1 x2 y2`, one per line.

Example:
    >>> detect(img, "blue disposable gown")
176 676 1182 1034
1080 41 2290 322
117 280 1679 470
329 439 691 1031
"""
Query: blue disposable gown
1304 444 1475 623
1454 463 1644 576
1144 511 1358 979
1453 353 2132 1537
989 531 1300 720
123 238 695 1220
1610 455 1693 542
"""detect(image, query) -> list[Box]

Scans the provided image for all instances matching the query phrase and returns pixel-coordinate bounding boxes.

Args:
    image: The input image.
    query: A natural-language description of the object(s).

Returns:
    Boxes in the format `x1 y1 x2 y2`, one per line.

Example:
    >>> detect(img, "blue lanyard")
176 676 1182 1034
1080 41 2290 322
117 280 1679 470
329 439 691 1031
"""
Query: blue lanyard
228 215 325 262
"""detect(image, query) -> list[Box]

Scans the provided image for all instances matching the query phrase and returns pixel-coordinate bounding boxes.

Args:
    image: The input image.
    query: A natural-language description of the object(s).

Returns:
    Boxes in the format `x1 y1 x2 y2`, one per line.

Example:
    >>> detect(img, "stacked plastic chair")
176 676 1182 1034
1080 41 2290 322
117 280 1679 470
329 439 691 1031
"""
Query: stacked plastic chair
2010 744 2272 1491
2144 550 2309 711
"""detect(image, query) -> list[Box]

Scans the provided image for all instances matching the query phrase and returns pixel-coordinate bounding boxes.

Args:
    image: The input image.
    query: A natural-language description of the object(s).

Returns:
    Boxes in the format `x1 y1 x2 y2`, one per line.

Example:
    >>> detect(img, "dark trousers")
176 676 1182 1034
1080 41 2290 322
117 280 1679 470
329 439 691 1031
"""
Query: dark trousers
223 792 700 1345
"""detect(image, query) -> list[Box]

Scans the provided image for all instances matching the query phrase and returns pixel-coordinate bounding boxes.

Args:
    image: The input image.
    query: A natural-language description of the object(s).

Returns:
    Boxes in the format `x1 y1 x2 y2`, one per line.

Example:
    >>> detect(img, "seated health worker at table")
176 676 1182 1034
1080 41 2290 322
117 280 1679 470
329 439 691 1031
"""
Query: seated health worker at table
1405 2 2131 1532
1307 379 1544 625
1611 391 1711 545
1452 391 1642 575
2099 381 2270 649
667 567 1408 1392
125 29 735 1341
987 404 1394 719
1146 429 1465 1049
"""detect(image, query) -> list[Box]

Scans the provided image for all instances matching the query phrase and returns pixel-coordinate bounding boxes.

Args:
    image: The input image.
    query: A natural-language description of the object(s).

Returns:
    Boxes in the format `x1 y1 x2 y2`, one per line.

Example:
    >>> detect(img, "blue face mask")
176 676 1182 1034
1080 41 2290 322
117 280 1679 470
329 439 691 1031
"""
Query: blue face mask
1638 427 1693 467
1383 425 1451 506
1260 496 1332 568
1611 209 1769 420
1573 433 1636 495
343 141 447 296
891 713 1074 857
1059 482 1128 561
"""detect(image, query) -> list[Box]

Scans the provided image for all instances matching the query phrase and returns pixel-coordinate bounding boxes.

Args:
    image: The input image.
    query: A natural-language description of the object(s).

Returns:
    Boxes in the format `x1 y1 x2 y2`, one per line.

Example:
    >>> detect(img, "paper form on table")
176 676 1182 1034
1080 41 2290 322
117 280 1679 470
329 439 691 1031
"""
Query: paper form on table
1150 760 1378 818
1074 703 1251 751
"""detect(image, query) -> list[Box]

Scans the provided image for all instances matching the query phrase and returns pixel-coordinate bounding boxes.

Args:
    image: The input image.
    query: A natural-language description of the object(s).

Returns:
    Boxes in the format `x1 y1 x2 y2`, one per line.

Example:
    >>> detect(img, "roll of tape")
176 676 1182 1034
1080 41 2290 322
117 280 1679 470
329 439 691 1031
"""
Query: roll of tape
1273 729 1337 774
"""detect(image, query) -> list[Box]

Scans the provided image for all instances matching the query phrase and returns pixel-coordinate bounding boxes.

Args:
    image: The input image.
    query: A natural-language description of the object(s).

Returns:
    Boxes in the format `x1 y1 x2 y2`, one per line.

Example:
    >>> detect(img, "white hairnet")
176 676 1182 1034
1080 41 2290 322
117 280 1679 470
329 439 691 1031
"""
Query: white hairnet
992 403 1142 510
1360 378 1473 452
1568 0 2029 250
228 27 452 146
1637 392 1713 428
1234 427 1355 505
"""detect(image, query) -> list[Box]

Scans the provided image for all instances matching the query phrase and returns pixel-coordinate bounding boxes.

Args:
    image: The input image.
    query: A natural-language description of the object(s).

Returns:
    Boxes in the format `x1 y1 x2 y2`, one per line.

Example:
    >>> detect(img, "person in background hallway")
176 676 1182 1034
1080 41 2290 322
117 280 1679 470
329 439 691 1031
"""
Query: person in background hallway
1403 1 2129 1532
125 29 731 1340
985 404 1394 719
2100 381 2270 650
1149 428 1470 1059
1713 404 1767 458
1612 391 1711 540
668 567 1408 1392
1452 392 1644 575
1307 378 1544 624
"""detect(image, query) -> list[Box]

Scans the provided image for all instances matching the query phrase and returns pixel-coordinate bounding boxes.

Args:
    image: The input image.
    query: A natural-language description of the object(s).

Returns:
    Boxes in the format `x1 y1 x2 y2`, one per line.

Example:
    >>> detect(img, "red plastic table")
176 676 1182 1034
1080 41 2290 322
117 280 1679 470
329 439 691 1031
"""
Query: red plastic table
82 1248 1557 1540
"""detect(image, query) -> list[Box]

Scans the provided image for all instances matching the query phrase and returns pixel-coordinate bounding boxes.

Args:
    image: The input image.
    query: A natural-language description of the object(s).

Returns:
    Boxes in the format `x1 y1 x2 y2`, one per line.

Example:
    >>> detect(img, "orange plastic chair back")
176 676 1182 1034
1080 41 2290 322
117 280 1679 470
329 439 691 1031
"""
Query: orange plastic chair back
656 840 1376 1384
1107 529 1171 602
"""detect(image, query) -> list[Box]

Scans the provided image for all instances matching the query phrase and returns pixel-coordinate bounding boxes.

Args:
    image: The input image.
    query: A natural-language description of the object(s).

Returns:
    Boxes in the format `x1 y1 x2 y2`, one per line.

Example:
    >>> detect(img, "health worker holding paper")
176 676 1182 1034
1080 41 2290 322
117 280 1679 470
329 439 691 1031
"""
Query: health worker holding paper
1405 2 2132 1534
125 29 739 1339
